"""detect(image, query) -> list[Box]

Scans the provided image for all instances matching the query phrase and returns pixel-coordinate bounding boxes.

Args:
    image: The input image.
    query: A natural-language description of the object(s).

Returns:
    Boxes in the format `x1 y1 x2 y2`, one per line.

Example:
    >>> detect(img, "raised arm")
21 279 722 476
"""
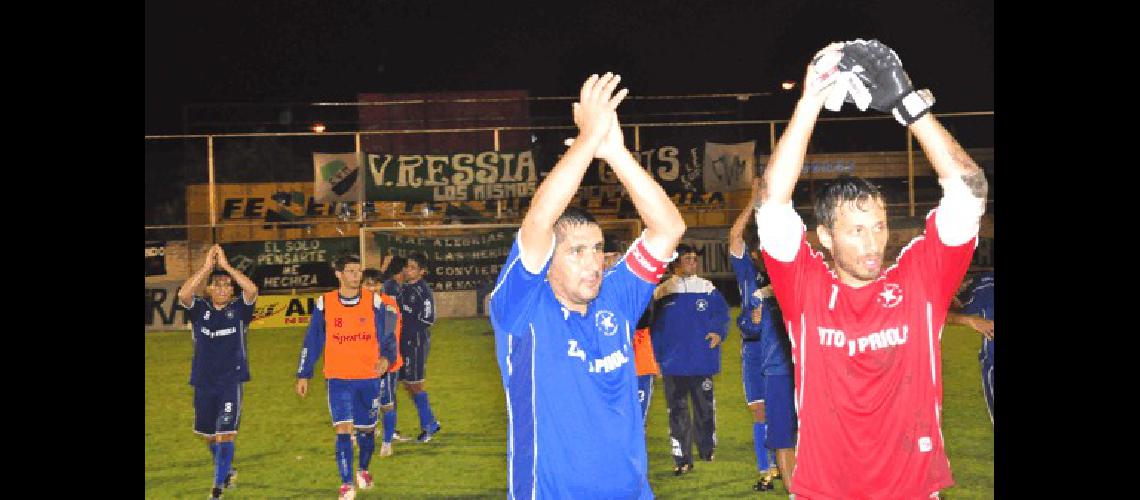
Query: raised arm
762 43 844 206
594 115 685 258
214 244 259 304
755 43 845 262
911 116 986 189
838 38 987 244
729 177 763 257
911 114 988 244
518 73 628 271
178 245 217 308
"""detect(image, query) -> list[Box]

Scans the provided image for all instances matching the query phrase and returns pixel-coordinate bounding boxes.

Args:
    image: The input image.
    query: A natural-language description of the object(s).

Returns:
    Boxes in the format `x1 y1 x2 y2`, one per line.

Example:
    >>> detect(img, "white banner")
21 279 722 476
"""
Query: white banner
313 153 362 203
702 141 755 192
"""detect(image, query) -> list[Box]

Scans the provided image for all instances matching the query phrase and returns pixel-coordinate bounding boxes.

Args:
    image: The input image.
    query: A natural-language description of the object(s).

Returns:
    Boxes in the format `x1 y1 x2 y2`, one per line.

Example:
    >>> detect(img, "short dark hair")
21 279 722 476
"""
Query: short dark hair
815 175 884 230
208 270 231 286
553 207 599 243
333 254 362 272
362 268 383 282
406 252 428 269
675 243 702 257
672 243 702 270
384 256 407 281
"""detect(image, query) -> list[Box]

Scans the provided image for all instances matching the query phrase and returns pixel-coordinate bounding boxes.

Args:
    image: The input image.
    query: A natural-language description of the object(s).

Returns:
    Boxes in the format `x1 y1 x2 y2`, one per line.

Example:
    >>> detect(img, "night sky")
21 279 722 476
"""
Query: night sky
145 0 993 135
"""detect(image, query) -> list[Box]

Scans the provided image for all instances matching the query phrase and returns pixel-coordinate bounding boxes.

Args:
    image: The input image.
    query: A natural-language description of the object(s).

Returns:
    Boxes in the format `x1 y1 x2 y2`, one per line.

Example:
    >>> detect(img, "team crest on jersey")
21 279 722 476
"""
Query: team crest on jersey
203 310 211 321
225 310 234 320
695 299 708 311
878 283 903 308
595 310 618 337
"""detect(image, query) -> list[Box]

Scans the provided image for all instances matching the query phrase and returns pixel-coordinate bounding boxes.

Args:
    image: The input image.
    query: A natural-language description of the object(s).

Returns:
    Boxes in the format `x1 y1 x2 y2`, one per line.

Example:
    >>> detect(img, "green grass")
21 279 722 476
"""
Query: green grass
145 309 993 498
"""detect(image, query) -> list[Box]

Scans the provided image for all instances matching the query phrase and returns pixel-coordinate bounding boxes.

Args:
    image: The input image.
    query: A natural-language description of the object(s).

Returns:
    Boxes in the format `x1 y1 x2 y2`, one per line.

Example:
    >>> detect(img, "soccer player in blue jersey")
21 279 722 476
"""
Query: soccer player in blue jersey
379 254 410 442
606 248 660 425
395 252 443 442
489 72 686 499
650 243 731 475
949 271 995 424
362 268 404 457
727 179 798 491
295 254 398 500
177 244 258 500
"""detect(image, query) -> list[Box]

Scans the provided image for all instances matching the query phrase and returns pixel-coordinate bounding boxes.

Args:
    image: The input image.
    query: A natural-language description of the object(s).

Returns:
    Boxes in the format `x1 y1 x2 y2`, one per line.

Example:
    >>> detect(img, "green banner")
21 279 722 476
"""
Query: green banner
373 228 516 291
221 237 359 292
364 150 538 202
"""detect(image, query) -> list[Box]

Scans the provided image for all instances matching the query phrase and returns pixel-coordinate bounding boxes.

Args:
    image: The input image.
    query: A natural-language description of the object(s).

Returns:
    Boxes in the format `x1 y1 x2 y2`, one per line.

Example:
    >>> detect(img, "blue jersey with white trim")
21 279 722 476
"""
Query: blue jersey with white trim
490 235 656 499
398 280 434 338
730 253 792 375
959 271 994 356
650 275 730 376
958 272 994 321
185 296 254 388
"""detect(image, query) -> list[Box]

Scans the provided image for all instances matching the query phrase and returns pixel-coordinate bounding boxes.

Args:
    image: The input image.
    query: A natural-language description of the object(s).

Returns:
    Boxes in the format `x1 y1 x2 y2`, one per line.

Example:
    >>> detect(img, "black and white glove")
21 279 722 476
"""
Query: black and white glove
838 39 935 126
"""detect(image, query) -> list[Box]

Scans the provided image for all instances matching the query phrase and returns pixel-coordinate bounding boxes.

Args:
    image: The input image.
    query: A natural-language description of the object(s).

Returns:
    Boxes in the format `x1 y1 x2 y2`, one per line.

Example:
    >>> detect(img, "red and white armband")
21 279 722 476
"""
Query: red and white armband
625 234 677 283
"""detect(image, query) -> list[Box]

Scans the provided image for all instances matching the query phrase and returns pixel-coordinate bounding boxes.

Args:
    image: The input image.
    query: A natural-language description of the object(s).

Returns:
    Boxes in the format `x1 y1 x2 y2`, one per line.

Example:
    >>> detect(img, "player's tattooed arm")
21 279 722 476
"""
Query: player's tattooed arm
961 168 988 201
910 113 988 201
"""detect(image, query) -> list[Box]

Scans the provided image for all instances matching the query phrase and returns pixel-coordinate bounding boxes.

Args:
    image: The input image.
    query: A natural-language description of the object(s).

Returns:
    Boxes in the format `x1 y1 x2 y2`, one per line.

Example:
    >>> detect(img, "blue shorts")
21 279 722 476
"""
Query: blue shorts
741 341 790 403
637 375 655 421
742 343 796 449
193 383 243 436
980 339 994 423
378 371 399 407
760 374 796 449
326 378 381 428
741 342 767 403
399 332 430 383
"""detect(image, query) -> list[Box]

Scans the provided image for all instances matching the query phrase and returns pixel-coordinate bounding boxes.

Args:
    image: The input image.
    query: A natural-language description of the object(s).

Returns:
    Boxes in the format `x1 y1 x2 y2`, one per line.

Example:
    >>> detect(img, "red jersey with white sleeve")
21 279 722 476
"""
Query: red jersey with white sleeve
760 208 975 499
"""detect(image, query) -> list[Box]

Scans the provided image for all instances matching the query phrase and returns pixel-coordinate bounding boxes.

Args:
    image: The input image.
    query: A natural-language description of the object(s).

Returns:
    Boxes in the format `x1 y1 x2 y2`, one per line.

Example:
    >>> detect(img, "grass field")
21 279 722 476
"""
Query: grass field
145 309 994 499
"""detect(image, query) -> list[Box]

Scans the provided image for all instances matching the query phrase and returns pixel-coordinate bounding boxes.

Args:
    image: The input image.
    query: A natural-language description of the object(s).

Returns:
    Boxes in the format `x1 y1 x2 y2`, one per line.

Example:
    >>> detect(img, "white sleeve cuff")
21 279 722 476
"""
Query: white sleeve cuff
755 201 804 263
934 175 985 246
178 295 196 310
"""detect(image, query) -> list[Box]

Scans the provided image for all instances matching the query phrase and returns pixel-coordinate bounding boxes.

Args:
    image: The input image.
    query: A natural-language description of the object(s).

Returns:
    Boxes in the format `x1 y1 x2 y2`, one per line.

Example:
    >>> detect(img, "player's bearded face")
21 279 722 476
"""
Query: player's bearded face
550 224 606 308
820 197 889 287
